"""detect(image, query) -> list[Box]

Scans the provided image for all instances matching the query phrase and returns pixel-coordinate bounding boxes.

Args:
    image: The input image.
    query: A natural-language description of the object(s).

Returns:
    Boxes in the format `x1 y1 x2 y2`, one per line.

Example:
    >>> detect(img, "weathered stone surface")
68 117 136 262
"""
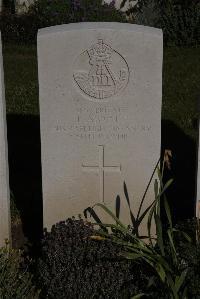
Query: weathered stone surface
0 33 10 246
38 23 163 234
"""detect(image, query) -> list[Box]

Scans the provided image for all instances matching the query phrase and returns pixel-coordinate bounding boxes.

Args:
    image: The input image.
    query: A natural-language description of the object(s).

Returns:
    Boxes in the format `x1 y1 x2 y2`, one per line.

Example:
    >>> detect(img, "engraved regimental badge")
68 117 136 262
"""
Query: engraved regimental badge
73 39 129 100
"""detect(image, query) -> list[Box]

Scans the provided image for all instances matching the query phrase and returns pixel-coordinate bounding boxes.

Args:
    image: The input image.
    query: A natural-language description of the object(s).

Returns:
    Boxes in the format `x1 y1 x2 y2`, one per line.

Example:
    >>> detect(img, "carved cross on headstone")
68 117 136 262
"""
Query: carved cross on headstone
82 145 121 203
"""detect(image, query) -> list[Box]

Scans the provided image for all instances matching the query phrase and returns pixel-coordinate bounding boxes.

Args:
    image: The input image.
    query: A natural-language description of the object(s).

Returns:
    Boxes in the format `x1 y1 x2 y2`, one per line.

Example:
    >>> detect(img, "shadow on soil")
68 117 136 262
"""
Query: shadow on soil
7 114 42 250
6 115 198 249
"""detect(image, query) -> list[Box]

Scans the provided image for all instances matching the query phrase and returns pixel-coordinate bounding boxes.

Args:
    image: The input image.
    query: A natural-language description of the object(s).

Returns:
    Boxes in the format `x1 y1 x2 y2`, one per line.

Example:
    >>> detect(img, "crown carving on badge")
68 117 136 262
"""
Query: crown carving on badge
87 39 112 62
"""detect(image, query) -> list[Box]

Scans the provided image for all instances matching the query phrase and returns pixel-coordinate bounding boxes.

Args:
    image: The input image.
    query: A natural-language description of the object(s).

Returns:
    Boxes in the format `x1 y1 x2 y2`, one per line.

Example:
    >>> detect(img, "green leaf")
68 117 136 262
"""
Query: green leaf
136 158 160 221
156 192 161 216
160 178 173 196
94 203 126 229
147 201 157 245
136 201 155 228
115 195 120 220
131 294 145 299
155 263 166 282
155 214 164 256
154 179 159 198
180 231 192 243
167 274 178 299
122 252 142 260
93 222 138 243
175 269 188 292
164 197 172 228
123 182 137 229
182 285 188 299
167 229 177 264
157 166 162 182
147 276 156 288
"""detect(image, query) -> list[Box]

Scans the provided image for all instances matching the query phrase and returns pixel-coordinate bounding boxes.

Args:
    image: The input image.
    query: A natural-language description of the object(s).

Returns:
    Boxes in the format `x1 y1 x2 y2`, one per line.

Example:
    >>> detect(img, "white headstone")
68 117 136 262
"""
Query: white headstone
0 33 10 246
38 23 163 234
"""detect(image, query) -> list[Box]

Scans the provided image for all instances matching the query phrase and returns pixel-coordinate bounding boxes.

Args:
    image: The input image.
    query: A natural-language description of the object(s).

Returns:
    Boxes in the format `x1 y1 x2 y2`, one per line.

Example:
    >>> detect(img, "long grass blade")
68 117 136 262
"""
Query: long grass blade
157 166 162 189
93 222 138 242
137 158 160 220
159 179 173 197
123 182 137 228
147 201 157 245
131 294 145 299
154 178 159 198
155 263 166 282
167 229 177 264
155 214 164 256
136 201 155 228
167 275 179 299
83 207 102 224
164 196 172 229
175 269 188 292
94 203 126 228
115 195 120 220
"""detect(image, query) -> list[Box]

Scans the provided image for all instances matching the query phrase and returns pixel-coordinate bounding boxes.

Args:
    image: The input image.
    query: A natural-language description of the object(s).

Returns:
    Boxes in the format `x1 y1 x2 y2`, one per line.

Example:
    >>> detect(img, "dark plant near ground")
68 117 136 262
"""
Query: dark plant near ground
0 244 40 299
173 218 200 299
35 201 200 298
36 218 138 299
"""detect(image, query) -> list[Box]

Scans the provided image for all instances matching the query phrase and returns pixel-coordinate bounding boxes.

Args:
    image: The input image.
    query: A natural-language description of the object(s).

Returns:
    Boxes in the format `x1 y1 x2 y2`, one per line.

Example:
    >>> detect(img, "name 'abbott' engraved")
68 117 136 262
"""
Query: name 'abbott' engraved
73 39 129 100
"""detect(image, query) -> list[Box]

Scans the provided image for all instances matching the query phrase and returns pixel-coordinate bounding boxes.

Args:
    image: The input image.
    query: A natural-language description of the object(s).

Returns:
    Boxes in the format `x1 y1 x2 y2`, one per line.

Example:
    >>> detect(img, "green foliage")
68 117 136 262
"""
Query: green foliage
0 0 125 44
173 219 200 298
0 244 40 299
30 0 125 25
123 0 200 46
158 1 200 46
93 158 192 298
84 158 161 239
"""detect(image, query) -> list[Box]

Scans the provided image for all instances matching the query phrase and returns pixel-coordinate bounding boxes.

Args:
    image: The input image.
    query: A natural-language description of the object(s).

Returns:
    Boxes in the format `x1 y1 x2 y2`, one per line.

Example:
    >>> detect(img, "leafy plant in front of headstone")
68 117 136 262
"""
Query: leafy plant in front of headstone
0 243 40 299
36 218 142 299
84 154 162 240
91 156 192 298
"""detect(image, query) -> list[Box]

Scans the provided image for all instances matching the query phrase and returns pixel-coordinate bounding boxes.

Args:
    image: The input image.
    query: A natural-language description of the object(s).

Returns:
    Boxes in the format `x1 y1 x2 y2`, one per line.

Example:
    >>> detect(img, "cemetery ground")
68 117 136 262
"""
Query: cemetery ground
2 41 200 298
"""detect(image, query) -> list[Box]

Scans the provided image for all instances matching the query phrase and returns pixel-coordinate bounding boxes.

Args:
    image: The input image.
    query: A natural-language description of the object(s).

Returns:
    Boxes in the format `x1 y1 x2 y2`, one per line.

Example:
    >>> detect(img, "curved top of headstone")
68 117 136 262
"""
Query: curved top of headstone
38 22 162 38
